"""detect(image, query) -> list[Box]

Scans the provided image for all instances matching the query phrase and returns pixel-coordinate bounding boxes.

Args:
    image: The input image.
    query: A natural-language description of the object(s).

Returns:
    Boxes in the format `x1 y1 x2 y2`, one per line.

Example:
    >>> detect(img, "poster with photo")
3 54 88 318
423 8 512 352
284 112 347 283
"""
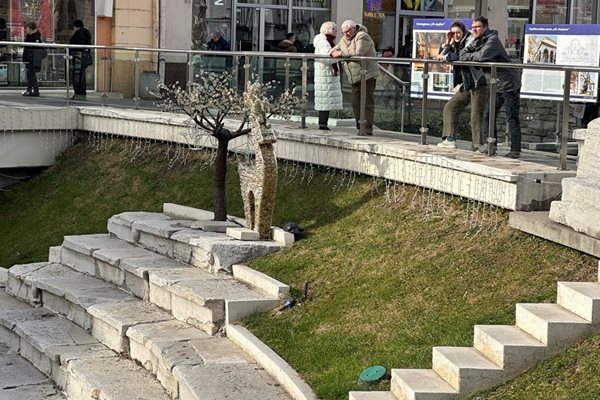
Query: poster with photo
411 18 471 100
522 24 600 102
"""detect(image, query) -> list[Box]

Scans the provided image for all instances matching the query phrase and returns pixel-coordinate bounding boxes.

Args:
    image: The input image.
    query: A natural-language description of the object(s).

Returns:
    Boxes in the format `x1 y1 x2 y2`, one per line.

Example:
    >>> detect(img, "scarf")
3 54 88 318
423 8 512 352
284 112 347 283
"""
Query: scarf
326 34 340 77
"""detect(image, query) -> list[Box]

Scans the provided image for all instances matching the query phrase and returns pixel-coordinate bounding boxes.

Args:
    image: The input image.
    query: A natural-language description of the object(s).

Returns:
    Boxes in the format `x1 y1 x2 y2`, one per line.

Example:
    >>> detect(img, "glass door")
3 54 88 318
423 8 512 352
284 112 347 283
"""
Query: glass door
235 6 288 82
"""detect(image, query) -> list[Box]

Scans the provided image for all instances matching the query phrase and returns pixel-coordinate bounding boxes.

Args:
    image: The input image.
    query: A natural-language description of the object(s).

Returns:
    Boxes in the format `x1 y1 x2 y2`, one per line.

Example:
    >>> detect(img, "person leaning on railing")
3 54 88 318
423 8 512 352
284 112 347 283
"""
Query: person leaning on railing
436 20 488 151
460 16 522 159
313 21 343 130
330 19 379 136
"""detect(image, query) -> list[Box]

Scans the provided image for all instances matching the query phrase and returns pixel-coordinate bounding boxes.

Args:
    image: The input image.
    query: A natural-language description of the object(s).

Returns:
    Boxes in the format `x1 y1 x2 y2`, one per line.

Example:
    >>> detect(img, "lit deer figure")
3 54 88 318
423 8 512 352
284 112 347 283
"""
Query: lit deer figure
238 82 278 240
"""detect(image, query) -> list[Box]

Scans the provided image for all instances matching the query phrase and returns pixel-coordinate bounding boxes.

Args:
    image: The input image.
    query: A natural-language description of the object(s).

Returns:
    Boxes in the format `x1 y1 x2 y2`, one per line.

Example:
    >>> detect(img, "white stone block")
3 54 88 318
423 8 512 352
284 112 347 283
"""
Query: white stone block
226 299 280 325
60 247 96 276
124 270 149 299
473 325 546 374
138 231 173 257
149 282 172 311
163 203 214 221
107 218 139 243
91 317 129 354
271 227 295 246
515 303 591 349
557 281 600 323
390 369 457 400
231 264 289 298
96 259 126 286
48 246 62 263
193 220 241 233
226 227 260 241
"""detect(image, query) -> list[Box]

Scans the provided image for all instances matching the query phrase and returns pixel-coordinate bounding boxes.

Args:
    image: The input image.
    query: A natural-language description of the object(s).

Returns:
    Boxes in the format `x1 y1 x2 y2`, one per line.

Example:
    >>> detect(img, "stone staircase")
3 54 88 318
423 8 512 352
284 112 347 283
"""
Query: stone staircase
350 272 600 400
0 203 310 400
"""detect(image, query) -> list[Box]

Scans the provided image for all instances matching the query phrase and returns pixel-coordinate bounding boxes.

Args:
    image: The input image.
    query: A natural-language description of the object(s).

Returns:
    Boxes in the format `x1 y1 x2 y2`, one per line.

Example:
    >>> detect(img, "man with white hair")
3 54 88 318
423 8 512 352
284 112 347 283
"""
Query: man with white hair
331 19 379 135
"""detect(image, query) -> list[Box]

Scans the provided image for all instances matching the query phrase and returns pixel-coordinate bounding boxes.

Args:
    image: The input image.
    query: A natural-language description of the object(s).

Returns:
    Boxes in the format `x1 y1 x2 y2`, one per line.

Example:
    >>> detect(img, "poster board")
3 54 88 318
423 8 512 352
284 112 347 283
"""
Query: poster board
411 18 472 100
522 24 600 102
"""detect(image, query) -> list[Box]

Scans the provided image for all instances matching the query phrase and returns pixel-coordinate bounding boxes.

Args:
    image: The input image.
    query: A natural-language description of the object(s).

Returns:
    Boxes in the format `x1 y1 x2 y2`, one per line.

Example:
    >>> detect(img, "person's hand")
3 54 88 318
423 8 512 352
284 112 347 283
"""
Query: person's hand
436 53 447 61
446 31 454 44
330 49 342 58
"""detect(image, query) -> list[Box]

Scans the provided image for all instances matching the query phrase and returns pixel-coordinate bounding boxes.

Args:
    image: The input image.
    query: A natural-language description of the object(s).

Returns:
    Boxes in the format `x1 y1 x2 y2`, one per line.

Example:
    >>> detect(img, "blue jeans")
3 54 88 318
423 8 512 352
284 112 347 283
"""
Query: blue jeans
483 90 522 152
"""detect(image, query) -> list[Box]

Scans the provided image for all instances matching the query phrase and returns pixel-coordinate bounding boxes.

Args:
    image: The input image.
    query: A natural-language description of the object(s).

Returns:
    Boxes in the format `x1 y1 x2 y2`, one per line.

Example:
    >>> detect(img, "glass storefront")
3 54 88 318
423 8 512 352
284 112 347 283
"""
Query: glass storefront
0 0 95 88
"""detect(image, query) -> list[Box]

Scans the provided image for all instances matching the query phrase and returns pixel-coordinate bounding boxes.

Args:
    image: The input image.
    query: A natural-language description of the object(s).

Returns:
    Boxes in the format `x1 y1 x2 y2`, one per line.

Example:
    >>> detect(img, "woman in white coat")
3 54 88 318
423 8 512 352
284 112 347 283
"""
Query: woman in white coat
313 21 343 130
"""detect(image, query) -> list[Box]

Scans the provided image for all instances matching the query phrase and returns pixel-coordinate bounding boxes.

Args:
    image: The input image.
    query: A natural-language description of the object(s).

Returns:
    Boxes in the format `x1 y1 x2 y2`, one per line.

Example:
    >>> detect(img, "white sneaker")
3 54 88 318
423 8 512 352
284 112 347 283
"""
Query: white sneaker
437 136 456 149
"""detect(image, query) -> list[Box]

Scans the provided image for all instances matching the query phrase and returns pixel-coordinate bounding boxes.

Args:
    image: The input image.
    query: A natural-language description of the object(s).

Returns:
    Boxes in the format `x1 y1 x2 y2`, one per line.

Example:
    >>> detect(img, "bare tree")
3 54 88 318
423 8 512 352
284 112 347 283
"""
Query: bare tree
154 70 303 221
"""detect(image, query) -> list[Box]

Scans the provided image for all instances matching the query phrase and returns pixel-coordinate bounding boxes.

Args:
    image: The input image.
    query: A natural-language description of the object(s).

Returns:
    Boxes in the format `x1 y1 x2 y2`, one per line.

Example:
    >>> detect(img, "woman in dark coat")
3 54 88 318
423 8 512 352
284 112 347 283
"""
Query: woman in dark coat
22 21 43 97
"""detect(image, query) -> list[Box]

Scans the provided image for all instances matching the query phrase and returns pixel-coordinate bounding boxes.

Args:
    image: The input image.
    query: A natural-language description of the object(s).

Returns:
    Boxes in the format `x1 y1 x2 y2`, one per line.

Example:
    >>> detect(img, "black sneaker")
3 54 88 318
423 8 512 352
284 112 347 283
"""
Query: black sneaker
505 151 520 159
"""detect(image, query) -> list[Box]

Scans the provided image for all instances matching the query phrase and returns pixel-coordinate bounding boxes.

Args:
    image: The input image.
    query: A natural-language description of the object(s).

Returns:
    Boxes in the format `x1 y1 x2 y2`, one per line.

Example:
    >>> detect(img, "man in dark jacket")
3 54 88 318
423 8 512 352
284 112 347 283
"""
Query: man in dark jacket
207 32 231 51
437 20 488 150
22 21 44 97
460 16 522 158
69 19 92 99
278 33 298 52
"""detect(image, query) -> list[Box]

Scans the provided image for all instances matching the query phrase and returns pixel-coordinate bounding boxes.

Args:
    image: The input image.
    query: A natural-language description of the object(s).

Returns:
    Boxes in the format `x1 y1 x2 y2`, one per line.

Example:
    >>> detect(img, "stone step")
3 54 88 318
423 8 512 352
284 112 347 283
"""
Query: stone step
473 325 546 375
515 303 592 350
126 319 290 399
107 210 283 273
431 347 503 395
0 343 66 400
58 234 283 334
148 267 279 334
557 281 600 323
390 369 457 400
0 291 170 400
349 391 396 400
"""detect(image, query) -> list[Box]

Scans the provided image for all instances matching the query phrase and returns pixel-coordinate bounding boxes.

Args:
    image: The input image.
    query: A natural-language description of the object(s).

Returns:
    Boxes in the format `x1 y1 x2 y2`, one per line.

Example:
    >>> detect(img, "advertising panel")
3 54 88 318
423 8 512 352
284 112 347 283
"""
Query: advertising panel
522 24 600 102
411 18 471 100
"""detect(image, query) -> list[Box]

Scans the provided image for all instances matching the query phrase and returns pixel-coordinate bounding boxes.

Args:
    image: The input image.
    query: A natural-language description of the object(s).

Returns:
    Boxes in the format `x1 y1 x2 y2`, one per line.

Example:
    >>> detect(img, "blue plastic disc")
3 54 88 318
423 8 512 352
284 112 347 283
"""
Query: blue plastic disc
359 365 386 382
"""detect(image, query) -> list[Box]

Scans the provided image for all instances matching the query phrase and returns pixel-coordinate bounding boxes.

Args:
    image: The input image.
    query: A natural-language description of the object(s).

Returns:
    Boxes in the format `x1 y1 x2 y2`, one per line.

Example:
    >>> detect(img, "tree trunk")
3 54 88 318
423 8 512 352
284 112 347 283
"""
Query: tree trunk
213 138 229 221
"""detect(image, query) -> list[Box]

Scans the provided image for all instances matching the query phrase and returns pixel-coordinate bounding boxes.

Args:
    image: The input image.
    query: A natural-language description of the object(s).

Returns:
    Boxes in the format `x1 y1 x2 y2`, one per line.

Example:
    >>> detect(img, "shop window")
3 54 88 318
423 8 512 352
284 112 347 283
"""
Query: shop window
571 0 594 24
534 0 568 24
364 0 395 51
400 0 444 13
447 0 476 19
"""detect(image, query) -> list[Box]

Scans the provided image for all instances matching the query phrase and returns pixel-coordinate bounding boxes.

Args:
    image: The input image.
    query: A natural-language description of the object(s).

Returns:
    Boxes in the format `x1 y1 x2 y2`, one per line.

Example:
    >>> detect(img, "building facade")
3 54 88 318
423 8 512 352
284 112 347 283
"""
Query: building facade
0 0 598 93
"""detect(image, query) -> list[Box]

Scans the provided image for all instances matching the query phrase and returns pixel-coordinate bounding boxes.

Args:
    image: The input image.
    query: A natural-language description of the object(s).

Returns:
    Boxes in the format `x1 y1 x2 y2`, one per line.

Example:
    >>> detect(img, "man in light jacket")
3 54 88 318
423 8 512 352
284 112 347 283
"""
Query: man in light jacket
331 20 379 135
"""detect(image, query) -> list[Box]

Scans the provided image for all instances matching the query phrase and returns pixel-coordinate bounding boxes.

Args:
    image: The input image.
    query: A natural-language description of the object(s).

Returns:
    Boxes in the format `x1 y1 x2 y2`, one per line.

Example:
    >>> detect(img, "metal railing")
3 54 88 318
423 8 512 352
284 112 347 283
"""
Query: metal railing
1 40 597 170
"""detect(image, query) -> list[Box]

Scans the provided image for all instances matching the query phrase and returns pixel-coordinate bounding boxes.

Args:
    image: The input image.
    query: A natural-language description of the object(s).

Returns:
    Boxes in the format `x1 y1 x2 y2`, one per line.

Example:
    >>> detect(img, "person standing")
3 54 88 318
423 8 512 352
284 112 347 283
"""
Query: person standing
460 16 522 158
69 19 92 99
278 33 298 52
437 20 488 150
331 20 379 136
22 22 43 97
207 32 231 51
313 21 343 130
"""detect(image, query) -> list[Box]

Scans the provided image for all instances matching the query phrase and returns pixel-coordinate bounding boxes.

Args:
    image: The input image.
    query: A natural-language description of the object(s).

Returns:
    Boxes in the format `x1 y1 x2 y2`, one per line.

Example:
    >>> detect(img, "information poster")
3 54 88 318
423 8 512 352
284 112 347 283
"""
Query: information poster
522 24 600 102
410 19 472 100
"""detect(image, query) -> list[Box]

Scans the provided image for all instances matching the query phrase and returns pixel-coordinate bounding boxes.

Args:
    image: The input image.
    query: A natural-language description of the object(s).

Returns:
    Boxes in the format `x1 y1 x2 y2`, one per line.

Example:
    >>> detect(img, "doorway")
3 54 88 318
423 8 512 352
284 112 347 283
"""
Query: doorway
235 6 289 82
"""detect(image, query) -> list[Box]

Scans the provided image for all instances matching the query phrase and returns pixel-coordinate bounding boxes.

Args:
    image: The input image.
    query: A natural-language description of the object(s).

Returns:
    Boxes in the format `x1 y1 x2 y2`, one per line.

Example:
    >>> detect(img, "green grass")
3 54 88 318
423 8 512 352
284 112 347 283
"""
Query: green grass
0 139 598 400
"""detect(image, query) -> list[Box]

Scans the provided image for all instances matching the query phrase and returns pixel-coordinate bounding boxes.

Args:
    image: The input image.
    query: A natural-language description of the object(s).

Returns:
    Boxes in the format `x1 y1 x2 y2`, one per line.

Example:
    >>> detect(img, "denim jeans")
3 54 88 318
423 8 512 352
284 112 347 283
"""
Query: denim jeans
483 90 522 152
442 85 489 150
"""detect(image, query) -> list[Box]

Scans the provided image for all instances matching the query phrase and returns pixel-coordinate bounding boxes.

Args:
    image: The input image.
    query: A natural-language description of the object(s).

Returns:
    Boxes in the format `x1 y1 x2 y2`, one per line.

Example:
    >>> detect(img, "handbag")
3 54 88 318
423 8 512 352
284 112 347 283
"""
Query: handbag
81 50 93 67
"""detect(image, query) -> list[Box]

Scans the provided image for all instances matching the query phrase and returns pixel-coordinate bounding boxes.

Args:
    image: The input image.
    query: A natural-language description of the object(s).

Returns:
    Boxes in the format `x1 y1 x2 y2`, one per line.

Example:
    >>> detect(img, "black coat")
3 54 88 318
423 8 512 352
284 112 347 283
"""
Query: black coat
70 27 92 53
23 31 44 71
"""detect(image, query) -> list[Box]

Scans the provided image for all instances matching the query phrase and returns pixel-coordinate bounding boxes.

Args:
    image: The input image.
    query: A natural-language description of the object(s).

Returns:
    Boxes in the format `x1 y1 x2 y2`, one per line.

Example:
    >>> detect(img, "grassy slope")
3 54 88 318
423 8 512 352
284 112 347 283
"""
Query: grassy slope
0 140 597 400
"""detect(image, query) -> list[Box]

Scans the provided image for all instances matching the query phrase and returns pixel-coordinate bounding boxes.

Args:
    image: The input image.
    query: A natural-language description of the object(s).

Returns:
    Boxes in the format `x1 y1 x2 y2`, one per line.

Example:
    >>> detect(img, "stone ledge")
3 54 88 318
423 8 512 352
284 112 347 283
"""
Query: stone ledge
232 264 289 299
226 324 317 400
509 211 600 258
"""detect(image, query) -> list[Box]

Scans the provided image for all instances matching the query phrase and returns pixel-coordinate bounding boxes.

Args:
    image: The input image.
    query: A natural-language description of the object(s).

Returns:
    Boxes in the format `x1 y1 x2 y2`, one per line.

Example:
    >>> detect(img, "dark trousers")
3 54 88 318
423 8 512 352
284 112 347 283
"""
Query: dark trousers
483 90 522 152
72 58 87 95
318 111 330 127
25 64 39 92
351 78 376 133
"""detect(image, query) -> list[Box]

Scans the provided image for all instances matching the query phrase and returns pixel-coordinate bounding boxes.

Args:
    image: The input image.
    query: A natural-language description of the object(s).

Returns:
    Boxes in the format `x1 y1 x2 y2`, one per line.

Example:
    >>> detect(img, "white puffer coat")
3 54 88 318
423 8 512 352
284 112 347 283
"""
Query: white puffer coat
313 33 343 111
